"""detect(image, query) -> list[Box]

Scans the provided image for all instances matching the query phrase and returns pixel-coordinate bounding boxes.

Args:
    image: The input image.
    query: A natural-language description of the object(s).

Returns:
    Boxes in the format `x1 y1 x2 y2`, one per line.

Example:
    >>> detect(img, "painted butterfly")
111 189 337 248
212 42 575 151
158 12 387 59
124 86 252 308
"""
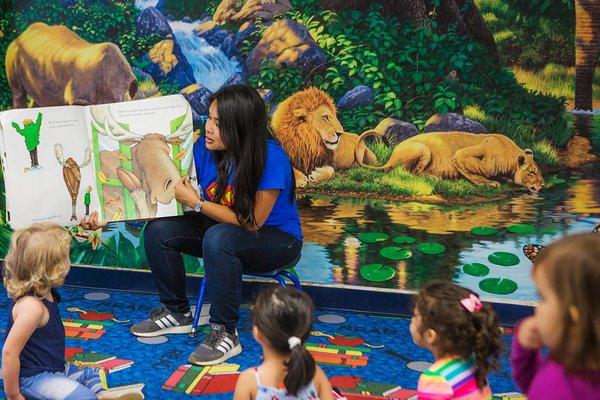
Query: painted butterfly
523 244 544 262
523 224 600 262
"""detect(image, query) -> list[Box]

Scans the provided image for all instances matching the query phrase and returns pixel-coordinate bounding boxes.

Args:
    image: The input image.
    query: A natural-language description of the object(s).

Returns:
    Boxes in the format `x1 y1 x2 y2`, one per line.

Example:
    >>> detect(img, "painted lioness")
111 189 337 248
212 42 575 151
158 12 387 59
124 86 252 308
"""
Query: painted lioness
356 130 545 193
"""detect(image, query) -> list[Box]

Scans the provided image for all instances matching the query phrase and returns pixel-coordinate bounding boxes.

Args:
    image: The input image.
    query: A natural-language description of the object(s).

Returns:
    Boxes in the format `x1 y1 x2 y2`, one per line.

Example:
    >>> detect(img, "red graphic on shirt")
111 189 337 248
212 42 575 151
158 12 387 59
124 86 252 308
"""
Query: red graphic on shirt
206 181 235 207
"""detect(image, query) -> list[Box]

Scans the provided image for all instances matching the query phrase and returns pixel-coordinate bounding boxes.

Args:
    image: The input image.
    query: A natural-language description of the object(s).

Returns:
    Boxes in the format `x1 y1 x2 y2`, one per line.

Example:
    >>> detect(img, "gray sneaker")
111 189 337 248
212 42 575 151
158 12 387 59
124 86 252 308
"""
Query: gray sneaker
130 305 192 337
188 324 242 366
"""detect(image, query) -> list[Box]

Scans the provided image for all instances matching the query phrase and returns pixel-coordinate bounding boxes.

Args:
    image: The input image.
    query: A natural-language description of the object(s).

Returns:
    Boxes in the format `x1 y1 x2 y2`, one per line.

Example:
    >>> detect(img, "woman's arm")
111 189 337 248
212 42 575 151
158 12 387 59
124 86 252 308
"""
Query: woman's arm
2 298 45 400
175 177 279 230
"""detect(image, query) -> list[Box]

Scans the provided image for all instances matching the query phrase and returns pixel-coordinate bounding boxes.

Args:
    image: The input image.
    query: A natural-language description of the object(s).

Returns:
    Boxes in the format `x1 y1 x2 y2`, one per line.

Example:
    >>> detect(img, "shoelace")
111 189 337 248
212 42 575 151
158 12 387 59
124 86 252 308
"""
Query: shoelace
202 329 224 349
149 306 169 321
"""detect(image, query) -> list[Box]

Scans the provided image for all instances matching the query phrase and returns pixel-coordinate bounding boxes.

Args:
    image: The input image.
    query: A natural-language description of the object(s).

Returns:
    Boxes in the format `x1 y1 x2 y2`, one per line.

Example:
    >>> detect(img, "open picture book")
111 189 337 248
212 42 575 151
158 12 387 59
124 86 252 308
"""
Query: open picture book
0 94 196 230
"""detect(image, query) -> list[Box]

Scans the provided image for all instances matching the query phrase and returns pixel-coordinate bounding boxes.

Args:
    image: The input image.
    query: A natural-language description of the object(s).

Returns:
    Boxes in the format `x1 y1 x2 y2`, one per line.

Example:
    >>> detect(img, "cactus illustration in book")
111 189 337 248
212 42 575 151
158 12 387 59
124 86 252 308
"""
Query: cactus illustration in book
84 185 92 216
12 112 42 171
54 144 91 221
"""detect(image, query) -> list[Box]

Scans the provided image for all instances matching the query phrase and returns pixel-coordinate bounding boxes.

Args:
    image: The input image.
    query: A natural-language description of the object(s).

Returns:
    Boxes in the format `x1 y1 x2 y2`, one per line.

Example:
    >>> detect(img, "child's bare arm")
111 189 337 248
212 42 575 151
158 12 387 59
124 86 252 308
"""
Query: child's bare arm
315 366 334 400
233 369 256 400
2 298 45 400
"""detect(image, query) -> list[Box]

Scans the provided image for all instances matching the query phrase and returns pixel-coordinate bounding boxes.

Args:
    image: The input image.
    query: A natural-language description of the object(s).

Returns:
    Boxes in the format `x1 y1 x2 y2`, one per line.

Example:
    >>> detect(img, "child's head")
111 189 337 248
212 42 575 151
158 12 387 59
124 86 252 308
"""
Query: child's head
252 286 315 396
22 118 33 126
533 233 600 371
3 222 71 300
411 281 501 388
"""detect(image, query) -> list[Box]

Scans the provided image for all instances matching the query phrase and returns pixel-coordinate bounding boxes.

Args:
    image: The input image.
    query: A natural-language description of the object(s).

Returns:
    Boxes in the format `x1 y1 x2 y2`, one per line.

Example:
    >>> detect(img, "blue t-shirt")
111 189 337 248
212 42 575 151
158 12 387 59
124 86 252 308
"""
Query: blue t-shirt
193 136 303 241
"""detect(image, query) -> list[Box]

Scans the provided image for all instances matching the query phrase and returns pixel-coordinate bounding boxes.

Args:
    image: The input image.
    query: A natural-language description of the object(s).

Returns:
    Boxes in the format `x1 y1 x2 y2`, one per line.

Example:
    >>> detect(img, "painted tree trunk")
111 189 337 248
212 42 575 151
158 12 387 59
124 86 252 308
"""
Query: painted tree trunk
575 0 600 110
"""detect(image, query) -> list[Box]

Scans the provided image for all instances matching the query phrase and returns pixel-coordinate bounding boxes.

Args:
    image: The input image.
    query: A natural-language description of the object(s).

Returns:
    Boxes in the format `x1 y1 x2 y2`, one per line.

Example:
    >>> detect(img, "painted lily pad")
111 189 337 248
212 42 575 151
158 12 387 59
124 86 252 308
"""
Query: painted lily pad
380 247 413 260
343 225 360 233
416 242 445 255
470 226 498 236
393 235 417 244
360 263 396 282
463 263 490 277
507 224 536 235
488 251 520 266
479 278 518 295
357 232 389 243
540 225 559 234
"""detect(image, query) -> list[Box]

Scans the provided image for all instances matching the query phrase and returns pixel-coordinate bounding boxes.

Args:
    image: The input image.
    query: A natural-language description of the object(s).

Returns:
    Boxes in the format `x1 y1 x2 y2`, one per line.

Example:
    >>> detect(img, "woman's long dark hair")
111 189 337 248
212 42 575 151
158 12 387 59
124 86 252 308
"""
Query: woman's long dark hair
253 286 316 396
210 84 270 228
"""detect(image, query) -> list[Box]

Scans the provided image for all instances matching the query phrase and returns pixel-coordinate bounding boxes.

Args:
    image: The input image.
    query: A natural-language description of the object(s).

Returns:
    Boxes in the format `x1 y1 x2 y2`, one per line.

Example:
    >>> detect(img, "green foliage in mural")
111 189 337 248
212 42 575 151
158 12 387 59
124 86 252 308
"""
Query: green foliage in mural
249 60 304 104
163 0 220 20
477 0 575 68
250 1 571 150
0 0 158 110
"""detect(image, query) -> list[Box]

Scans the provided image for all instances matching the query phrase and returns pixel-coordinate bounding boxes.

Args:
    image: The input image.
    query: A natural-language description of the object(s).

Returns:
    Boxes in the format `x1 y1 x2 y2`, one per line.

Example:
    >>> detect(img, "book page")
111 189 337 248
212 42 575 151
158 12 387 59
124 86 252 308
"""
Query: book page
87 94 194 223
0 121 8 224
0 106 100 230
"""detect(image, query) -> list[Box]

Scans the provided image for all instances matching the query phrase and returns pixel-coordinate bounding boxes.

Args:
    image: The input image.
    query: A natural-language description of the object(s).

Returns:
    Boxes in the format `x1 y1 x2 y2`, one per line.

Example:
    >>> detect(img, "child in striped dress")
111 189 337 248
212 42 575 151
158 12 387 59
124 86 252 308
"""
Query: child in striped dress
410 282 501 399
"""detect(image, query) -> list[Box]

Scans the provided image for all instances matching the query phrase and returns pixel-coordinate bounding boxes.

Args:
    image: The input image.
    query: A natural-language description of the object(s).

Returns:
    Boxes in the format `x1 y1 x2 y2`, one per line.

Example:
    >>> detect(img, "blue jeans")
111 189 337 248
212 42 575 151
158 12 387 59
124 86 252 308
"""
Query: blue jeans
20 364 102 400
144 212 302 331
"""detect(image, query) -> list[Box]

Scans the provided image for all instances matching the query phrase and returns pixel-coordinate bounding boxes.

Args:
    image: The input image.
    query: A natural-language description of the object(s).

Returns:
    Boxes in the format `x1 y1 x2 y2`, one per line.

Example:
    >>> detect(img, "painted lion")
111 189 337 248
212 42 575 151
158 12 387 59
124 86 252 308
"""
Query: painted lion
356 130 545 193
271 87 376 187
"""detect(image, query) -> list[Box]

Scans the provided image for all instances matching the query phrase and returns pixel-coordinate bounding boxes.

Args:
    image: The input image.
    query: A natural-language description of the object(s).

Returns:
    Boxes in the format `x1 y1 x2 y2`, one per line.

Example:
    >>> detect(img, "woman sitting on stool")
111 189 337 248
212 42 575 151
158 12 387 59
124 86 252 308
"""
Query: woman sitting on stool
82 84 302 366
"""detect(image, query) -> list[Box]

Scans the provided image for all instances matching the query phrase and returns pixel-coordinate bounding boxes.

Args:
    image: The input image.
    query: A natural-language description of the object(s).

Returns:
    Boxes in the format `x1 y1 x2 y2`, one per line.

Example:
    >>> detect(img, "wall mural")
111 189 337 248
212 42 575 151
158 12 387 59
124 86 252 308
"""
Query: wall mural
0 0 598 302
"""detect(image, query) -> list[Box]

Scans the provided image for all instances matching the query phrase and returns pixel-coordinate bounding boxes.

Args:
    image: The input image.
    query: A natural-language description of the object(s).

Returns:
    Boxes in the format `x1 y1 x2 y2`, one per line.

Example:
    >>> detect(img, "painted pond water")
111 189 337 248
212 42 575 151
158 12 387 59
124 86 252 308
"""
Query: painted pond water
292 161 600 302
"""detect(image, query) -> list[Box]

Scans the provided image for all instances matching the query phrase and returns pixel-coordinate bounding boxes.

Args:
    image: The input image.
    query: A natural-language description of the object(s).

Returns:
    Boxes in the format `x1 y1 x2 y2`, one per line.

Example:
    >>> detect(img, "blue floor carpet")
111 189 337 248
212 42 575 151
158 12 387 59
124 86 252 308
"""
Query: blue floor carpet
0 286 521 399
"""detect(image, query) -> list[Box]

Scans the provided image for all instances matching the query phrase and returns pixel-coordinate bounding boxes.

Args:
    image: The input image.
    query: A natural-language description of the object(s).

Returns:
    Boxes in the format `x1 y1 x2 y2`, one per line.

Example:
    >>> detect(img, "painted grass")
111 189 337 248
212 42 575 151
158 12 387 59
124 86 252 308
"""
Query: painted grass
314 166 508 199
511 64 600 103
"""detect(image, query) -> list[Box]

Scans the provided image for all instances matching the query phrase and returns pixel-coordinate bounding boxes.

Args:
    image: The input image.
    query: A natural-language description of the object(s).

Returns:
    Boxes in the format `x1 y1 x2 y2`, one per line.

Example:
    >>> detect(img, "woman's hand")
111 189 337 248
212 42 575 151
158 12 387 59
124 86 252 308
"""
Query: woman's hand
175 177 201 208
80 211 107 230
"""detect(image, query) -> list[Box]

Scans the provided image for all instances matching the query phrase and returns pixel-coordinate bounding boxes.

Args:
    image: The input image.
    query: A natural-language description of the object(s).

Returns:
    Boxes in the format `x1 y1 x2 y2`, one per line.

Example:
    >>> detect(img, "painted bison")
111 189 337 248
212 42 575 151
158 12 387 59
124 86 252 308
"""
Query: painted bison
6 22 143 108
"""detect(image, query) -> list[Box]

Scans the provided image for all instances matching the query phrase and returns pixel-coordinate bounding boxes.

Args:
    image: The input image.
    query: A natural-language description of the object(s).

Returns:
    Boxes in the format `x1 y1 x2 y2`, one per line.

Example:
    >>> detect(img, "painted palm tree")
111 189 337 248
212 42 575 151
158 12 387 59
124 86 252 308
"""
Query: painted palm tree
575 0 600 110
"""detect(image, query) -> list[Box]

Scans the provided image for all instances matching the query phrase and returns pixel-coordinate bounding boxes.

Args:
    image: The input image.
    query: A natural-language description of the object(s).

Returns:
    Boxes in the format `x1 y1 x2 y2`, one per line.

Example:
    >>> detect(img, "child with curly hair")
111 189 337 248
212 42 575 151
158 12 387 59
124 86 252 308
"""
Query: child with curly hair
411 282 501 399
2 222 142 400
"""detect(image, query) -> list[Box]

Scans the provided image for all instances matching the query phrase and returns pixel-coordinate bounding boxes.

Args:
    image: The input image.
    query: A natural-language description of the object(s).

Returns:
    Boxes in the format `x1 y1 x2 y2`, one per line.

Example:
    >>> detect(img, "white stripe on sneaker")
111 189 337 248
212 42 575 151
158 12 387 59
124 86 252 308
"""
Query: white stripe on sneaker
155 319 167 329
216 344 229 354
223 337 234 348
165 315 179 326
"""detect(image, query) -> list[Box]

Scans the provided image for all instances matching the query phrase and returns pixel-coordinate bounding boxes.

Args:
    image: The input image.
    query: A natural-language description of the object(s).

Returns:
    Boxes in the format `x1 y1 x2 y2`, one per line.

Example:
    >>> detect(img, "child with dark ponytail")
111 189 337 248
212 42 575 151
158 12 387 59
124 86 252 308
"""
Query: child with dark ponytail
233 286 333 400
411 282 501 399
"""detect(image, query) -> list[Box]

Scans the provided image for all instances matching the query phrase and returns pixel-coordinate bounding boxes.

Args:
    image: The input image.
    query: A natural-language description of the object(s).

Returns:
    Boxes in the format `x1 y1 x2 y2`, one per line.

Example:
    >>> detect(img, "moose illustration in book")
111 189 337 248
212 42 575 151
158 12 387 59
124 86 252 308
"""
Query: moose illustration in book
54 144 91 221
89 105 193 220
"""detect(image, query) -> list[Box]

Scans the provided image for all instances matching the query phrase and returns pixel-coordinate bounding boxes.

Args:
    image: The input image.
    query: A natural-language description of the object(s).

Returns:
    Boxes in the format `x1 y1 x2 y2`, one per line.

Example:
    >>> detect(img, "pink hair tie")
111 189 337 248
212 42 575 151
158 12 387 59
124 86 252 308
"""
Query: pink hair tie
460 294 483 313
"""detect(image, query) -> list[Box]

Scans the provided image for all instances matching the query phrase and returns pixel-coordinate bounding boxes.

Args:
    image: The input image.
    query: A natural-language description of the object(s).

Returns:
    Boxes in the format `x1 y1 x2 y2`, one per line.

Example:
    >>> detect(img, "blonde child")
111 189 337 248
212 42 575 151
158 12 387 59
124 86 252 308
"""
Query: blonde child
233 286 333 400
2 222 142 400
511 233 600 399
411 282 501 399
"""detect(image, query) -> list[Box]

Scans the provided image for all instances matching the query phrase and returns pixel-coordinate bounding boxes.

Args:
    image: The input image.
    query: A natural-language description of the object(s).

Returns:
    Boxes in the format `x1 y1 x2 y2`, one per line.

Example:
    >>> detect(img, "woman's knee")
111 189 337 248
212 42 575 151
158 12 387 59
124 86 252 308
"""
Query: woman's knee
202 224 239 256
143 218 174 246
